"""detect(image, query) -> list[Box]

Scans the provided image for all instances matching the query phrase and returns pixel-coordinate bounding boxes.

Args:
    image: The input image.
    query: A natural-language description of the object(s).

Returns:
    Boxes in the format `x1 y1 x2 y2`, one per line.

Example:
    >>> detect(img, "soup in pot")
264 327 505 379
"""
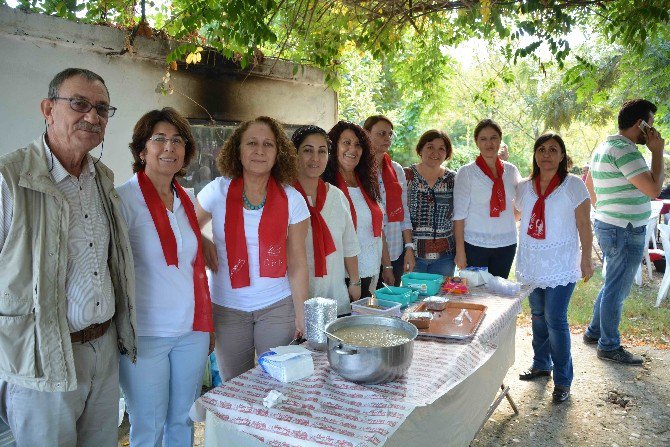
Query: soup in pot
331 324 412 347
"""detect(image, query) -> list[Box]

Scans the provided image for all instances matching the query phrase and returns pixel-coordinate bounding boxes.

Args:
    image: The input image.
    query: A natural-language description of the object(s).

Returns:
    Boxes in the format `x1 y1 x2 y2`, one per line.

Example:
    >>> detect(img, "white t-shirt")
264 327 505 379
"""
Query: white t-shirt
347 186 383 278
117 174 197 337
515 174 589 289
197 177 310 311
453 161 521 248
305 184 360 316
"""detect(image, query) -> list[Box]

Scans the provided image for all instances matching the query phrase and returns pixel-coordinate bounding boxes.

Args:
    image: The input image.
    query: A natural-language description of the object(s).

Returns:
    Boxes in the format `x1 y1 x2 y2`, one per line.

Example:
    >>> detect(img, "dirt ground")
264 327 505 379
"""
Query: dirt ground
471 327 670 447
117 324 670 447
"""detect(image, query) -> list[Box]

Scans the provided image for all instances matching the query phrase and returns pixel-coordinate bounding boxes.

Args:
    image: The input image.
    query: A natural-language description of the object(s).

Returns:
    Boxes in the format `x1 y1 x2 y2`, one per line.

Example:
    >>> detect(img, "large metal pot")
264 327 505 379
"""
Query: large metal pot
325 315 418 384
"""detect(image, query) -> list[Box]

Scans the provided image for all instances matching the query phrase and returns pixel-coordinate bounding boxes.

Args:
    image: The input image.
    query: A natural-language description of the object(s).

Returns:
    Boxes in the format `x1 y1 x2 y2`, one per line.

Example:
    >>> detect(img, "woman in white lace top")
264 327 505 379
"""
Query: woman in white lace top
515 133 593 404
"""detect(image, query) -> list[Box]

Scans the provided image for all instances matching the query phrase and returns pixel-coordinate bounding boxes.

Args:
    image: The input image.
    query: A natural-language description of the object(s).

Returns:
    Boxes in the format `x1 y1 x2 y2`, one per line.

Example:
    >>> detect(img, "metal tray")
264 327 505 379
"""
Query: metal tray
404 301 487 340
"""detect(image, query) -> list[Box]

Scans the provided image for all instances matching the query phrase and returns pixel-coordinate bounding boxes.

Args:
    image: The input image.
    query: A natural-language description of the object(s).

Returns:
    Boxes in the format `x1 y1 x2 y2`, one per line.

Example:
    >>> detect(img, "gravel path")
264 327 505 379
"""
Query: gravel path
472 326 670 447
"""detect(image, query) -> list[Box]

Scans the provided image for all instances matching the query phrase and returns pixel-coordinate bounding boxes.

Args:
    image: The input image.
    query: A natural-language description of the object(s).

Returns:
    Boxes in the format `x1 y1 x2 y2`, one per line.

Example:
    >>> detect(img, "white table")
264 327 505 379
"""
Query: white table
192 290 524 447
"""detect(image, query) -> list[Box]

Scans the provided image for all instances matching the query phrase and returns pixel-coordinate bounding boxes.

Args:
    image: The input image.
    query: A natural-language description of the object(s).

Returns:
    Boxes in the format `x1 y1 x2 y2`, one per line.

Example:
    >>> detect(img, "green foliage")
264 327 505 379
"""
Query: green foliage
559 26 670 132
11 0 670 92
10 0 667 168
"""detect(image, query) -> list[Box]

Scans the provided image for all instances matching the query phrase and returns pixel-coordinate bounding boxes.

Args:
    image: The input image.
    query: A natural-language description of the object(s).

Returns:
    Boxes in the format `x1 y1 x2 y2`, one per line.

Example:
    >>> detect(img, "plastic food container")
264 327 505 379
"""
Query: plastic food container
401 272 444 296
351 297 402 317
374 286 420 307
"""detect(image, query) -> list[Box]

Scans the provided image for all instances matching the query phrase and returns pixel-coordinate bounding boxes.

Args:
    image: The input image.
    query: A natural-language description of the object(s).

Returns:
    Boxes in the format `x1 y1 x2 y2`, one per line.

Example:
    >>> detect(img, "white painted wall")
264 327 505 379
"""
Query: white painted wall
0 6 337 184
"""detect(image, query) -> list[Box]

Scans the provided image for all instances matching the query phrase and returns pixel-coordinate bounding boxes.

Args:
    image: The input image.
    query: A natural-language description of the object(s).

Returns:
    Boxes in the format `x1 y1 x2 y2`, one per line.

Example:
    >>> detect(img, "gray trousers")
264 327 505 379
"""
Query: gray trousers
0 323 119 447
213 296 295 382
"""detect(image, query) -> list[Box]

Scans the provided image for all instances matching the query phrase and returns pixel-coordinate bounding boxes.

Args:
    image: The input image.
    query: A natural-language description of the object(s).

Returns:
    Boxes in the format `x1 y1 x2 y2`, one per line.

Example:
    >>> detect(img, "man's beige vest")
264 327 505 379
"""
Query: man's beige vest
0 139 136 392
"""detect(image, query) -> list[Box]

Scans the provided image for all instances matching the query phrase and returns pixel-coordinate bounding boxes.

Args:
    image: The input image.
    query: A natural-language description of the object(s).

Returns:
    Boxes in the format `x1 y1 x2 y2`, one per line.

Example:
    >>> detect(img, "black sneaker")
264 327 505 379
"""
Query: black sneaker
597 347 644 365
552 385 571 403
583 332 598 345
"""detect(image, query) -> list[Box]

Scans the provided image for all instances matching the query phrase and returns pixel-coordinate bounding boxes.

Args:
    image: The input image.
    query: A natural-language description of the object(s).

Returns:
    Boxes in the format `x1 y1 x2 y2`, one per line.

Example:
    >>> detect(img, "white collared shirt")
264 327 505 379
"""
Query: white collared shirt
117 174 198 336
453 160 521 248
0 137 114 331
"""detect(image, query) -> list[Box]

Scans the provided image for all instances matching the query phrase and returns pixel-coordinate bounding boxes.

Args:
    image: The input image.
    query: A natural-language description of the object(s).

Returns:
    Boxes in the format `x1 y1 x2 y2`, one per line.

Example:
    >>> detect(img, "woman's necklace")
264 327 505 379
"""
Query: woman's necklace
243 190 266 210
342 174 357 187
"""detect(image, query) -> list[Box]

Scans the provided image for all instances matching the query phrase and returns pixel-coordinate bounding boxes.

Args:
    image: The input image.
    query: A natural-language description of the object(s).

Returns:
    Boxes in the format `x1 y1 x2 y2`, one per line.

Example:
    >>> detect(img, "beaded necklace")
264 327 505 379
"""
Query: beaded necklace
243 190 266 210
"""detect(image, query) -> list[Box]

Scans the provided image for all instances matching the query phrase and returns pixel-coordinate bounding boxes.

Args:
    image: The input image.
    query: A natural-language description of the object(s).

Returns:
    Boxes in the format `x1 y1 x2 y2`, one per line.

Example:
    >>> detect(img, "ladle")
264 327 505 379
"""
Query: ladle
308 323 346 343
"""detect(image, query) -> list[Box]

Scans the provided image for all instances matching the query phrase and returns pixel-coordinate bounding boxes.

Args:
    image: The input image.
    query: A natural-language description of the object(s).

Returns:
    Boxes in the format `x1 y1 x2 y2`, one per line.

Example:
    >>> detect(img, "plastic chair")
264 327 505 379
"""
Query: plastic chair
636 216 659 284
655 224 670 307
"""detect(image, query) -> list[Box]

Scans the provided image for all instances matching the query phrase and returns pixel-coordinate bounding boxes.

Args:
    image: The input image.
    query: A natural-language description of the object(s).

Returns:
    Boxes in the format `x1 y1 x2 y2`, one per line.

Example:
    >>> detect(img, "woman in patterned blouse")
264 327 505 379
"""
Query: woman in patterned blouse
404 130 457 276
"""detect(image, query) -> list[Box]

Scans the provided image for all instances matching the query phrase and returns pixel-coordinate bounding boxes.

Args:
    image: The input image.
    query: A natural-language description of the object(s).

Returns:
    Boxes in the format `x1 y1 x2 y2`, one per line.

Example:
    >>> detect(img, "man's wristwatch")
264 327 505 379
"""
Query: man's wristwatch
350 279 362 286
404 242 416 252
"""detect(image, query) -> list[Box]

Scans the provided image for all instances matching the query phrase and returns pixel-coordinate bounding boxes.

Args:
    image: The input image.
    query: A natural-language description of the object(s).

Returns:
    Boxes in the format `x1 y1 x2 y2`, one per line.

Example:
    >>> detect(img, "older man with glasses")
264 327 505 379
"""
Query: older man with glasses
0 68 136 446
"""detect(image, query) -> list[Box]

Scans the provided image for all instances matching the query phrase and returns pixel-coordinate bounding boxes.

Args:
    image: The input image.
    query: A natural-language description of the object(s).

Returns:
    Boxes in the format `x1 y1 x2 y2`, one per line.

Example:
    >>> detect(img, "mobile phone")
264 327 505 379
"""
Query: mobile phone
639 120 652 134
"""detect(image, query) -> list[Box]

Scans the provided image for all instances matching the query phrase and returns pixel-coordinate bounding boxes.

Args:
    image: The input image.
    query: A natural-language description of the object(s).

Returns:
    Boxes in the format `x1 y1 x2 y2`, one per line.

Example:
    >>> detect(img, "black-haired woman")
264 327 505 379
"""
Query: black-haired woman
515 133 593 403
323 121 385 298
292 125 361 315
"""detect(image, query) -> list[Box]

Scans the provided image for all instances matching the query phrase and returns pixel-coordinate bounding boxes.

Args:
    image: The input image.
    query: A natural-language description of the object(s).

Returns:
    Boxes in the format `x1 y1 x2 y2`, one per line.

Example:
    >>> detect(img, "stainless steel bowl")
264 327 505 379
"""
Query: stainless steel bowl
325 315 418 384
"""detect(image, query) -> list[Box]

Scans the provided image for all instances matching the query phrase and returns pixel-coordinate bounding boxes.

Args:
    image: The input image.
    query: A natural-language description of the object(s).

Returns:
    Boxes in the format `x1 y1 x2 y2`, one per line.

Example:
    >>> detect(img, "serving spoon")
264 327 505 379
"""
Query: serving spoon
307 323 346 343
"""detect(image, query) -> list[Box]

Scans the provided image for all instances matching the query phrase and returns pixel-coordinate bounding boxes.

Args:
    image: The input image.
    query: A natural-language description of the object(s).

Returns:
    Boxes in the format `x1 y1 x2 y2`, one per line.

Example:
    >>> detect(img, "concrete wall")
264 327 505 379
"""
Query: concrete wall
0 6 337 183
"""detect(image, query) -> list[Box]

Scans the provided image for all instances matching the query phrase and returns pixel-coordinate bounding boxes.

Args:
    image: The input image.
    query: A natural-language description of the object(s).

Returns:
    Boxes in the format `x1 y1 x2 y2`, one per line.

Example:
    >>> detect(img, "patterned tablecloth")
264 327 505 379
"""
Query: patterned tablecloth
192 287 526 447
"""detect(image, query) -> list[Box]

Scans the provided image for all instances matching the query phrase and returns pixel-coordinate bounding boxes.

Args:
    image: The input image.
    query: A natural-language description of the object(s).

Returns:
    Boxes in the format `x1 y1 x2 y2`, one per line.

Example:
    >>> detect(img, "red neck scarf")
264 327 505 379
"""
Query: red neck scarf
380 153 404 222
294 180 336 277
336 172 383 237
224 176 289 289
136 171 213 332
476 155 506 217
527 173 561 240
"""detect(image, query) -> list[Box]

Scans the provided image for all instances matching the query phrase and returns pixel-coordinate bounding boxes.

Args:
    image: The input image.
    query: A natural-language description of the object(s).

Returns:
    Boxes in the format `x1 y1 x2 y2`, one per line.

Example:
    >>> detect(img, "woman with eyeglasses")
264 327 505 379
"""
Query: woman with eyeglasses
364 115 414 287
404 130 457 276
453 119 521 278
117 107 214 446
323 121 384 297
292 125 362 315
515 133 593 403
195 116 309 381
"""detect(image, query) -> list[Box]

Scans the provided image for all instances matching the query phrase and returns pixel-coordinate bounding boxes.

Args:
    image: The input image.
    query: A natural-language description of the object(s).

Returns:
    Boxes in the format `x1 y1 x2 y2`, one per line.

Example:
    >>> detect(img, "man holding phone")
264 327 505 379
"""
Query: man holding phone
584 99 665 365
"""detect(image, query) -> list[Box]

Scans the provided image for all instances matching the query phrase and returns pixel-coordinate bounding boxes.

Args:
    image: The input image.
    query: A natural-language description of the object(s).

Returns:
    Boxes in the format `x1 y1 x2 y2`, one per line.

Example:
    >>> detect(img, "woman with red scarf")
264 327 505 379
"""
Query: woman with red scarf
364 115 415 287
292 125 362 316
117 108 213 445
453 119 521 278
195 117 309 382
323 121 385 298
515 133 593 403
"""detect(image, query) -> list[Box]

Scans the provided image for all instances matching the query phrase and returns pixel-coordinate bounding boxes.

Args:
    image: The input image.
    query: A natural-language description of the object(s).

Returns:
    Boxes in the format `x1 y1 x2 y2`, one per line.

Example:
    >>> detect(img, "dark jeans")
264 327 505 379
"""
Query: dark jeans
464 242 517 278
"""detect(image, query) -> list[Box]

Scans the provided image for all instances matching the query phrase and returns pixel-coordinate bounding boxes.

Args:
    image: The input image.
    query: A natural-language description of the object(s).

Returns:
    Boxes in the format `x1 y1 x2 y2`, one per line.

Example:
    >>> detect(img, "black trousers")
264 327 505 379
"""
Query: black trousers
464 242 517 278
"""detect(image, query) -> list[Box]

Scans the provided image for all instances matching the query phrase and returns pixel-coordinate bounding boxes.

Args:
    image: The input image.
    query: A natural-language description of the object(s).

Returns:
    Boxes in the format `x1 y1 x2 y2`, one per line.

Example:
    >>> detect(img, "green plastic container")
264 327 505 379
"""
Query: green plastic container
374 286 420 307
401 272 444 296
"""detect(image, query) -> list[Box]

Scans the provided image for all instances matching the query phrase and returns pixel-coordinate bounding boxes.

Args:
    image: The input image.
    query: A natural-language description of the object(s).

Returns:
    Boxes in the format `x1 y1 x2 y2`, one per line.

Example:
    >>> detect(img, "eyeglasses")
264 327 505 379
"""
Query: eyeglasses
374 130 394 139
51 97 117 118
148 135 187 147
